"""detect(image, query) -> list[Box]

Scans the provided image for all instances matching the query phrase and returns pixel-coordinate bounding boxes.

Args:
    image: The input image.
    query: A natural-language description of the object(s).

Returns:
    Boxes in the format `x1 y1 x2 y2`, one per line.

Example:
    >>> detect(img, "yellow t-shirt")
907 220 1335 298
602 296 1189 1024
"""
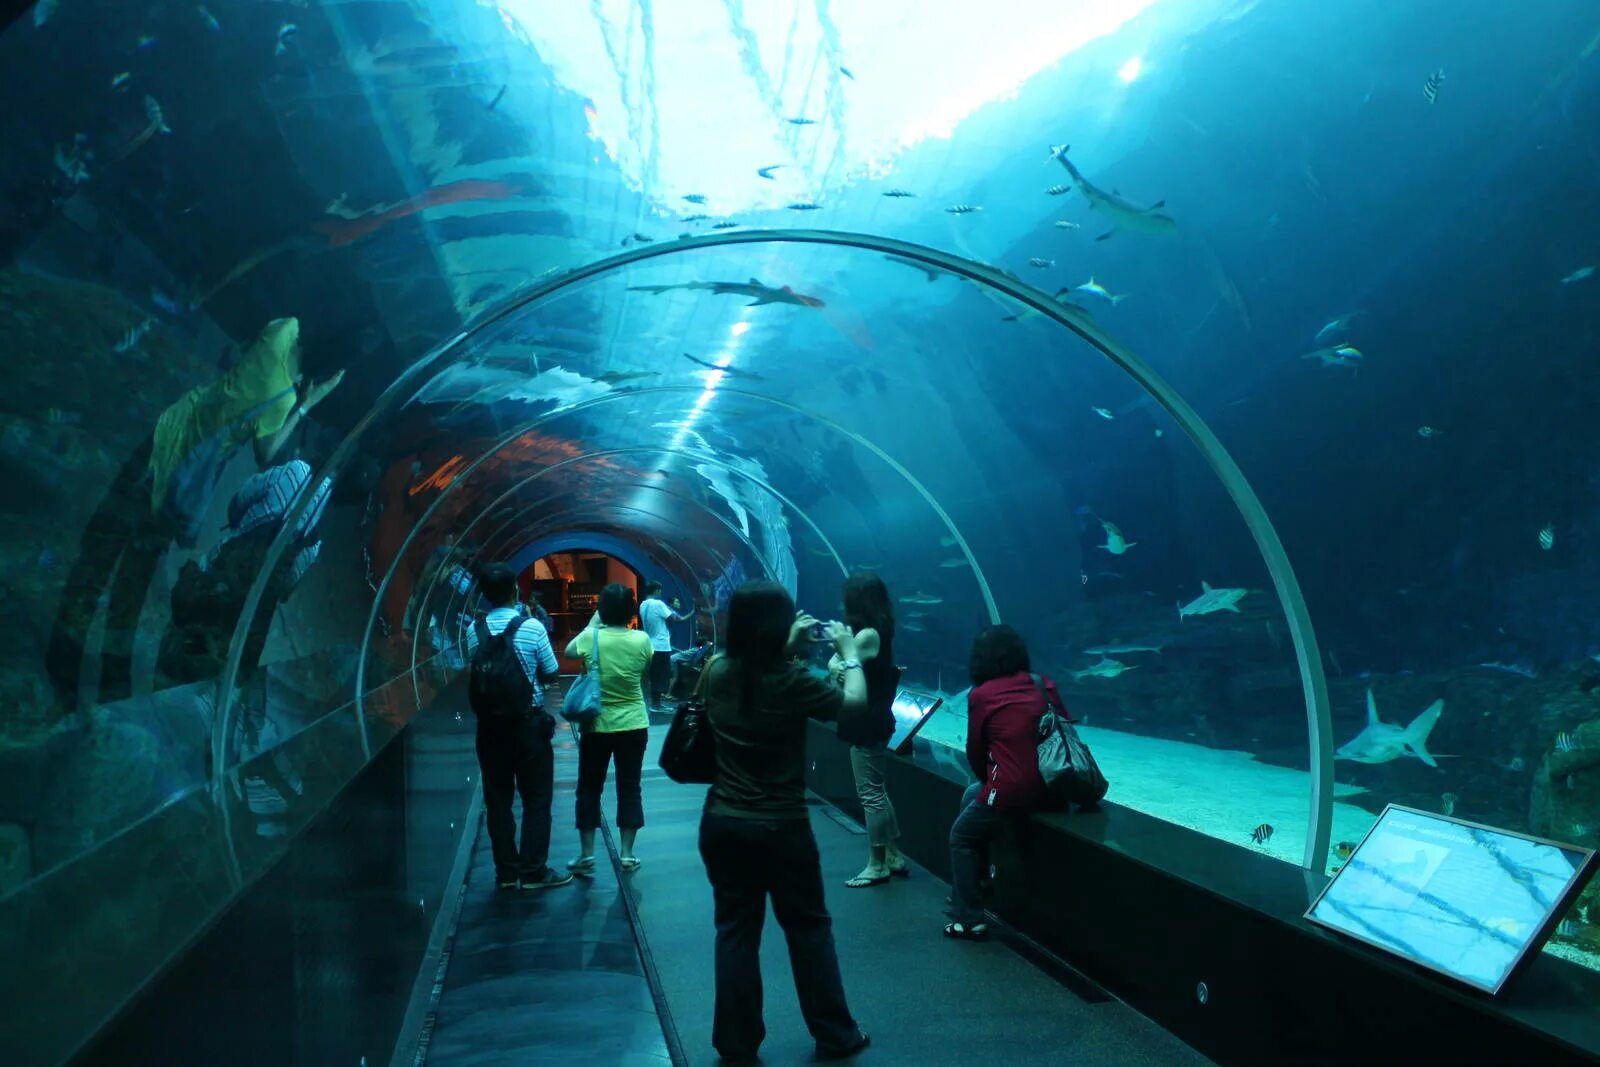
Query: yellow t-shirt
148 317 301 510
572 627 654 732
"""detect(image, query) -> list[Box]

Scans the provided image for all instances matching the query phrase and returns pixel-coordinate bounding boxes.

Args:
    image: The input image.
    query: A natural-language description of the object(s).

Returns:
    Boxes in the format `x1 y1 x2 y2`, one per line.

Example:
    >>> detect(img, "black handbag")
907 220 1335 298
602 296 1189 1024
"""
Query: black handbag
1032 674 1108 808
659 657 718 784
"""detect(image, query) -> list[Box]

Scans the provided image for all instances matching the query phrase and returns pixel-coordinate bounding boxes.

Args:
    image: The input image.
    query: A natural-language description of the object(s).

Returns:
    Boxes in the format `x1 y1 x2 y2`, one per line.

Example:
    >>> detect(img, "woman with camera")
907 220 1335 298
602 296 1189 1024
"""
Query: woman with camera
698 580 873 1064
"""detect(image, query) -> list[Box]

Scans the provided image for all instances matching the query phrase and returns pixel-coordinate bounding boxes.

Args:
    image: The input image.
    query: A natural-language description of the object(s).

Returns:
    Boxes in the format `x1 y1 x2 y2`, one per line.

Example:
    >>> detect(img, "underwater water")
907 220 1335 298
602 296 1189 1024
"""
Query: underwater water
2 0 1599 1059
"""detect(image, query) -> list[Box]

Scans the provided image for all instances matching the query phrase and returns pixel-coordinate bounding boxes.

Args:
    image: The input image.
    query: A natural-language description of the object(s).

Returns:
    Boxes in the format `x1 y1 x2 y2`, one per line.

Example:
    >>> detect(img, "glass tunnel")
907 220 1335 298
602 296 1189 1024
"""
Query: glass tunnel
2 0 1599 1062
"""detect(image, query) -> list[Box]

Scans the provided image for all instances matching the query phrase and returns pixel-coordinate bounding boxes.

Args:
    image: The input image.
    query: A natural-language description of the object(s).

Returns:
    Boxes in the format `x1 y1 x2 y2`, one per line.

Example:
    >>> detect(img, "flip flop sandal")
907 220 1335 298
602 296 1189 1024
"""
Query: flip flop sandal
943 922 988 941
619 856 642 871
845 873 891 888
567 856 597 873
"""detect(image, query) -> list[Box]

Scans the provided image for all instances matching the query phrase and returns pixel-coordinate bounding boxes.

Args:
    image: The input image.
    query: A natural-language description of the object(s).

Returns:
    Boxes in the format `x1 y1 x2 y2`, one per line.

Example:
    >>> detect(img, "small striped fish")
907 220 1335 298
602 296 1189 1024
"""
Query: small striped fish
1046 184 1072 195
1539 523 1555 551
1027 257 1054 269
1423 68 1445 104
946 203 981 215
1556 731 1576 753
1250 823 1274 845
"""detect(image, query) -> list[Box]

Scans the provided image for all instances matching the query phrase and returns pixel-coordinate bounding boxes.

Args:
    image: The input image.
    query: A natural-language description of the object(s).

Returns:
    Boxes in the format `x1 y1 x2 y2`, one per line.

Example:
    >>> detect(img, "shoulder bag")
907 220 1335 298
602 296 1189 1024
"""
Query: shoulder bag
561 618 604 726
1033 673 1109 808
660 654 718 784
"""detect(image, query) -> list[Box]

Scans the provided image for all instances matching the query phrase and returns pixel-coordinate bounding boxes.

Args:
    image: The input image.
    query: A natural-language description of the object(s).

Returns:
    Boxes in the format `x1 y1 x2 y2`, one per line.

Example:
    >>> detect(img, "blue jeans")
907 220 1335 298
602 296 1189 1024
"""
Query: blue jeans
948 780 1008 925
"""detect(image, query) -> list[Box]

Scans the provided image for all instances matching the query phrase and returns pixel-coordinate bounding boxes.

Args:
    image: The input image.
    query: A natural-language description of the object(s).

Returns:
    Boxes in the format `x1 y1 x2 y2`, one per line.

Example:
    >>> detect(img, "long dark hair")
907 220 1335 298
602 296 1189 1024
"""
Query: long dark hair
842 572 894 645
969 624 1031 686
725 581 796 710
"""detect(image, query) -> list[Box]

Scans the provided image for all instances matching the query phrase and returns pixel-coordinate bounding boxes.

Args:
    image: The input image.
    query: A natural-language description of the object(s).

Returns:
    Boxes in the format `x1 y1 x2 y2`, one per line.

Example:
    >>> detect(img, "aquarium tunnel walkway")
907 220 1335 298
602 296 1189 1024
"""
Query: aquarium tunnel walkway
35 231 1600 1067
246 229 1335 862
126 231 1324 1067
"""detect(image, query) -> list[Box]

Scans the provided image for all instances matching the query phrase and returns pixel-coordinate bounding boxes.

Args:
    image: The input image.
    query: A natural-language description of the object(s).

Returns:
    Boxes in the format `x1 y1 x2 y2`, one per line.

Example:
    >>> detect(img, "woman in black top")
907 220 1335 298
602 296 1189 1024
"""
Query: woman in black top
700 581 872 1065
829 573 908 887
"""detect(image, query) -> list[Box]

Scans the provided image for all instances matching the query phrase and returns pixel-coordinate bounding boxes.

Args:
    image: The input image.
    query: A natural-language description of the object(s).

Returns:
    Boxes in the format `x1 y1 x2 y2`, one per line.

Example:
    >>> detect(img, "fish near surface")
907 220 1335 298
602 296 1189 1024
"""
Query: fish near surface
1335 689 1445 766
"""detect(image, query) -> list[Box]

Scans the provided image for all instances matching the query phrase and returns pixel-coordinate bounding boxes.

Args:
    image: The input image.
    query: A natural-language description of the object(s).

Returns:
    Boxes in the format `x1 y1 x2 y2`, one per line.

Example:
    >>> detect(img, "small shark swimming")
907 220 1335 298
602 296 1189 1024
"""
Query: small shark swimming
1301 344 1362 369
1049 144 1177 242
1178 581 1248 620
1097 519 1136 555
1312 310 1363 343
683 353 764 380
1336 689 1445 766
1083 642 1164 656
1073 657 1137 681
628 277 825 307
883 254 958 282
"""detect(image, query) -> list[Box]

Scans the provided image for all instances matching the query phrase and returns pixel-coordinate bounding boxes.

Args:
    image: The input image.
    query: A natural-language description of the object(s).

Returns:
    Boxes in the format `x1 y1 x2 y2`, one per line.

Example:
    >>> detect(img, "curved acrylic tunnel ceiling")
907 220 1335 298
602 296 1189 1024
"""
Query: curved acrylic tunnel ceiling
225 230 1332 869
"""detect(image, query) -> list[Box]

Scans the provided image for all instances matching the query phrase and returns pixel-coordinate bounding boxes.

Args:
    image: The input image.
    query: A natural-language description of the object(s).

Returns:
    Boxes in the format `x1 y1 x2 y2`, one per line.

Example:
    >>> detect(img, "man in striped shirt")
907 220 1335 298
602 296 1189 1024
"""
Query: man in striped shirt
211 459 332 586
462 564 572 891
157 459 334 686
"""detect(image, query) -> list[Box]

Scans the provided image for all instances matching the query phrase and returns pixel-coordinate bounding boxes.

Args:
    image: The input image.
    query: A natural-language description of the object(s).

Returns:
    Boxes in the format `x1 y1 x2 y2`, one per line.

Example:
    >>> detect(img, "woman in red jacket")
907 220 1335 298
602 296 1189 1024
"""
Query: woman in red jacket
945 624 1064 940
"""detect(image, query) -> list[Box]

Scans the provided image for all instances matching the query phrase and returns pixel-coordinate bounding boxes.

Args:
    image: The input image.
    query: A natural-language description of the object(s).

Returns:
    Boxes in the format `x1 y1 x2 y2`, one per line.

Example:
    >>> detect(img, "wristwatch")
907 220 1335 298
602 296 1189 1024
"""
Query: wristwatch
836 658 863 672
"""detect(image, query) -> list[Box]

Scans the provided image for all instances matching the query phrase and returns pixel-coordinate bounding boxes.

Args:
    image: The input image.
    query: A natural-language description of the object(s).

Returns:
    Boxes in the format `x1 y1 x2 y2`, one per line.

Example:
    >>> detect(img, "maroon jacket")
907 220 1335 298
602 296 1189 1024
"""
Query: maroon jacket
966 671 1067 811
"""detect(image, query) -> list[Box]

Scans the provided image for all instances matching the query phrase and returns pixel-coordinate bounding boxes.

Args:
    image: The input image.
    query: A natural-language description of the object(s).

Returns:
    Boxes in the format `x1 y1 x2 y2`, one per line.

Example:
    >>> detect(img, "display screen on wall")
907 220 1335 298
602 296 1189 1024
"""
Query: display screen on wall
1306 805 1596 994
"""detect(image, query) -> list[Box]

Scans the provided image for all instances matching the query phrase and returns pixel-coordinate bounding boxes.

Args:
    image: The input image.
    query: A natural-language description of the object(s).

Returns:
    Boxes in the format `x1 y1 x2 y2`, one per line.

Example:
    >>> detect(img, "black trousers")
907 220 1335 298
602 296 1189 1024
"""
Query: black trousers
698 813 860 1059
476 713 555 882
576 727 648 831
648 650 672 703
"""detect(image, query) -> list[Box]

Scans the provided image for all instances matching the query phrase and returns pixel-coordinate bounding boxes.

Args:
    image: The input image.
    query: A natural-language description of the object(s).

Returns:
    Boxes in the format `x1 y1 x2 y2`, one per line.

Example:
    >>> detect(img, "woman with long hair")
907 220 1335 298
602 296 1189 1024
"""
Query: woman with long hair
563 582 655 872
945 624 1062 940
830 572 908 888
699 580 873 1064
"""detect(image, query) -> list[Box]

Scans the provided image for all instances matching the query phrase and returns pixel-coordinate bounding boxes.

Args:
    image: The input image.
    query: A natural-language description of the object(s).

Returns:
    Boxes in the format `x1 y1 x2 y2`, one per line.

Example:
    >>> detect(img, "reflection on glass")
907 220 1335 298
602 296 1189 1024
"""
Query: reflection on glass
1308 807 1596 994
889 686 943 753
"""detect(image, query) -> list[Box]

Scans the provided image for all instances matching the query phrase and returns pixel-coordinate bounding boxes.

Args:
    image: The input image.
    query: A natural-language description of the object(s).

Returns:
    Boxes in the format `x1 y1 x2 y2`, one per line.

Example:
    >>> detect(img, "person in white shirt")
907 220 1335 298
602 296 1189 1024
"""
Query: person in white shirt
637 581 693 709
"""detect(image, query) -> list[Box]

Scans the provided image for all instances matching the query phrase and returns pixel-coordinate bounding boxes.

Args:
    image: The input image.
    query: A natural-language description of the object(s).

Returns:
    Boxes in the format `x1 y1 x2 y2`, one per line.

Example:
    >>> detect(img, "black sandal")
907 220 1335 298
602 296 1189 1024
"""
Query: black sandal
943 921 988 940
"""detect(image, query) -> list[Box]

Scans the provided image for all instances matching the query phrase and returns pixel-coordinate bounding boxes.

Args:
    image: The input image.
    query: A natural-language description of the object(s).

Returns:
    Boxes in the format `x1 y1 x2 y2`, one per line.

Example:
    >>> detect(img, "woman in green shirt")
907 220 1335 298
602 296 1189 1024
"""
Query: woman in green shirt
564 583 655 871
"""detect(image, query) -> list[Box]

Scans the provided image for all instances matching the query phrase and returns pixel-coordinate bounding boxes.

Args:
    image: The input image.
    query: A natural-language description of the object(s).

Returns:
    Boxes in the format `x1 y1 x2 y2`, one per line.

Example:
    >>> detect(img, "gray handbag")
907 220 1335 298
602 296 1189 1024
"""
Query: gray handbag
561 618 604 725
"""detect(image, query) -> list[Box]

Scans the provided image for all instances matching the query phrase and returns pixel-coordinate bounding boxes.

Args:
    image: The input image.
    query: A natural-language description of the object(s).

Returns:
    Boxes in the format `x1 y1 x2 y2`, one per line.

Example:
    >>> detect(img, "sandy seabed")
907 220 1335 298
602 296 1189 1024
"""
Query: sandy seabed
917 707 1597 972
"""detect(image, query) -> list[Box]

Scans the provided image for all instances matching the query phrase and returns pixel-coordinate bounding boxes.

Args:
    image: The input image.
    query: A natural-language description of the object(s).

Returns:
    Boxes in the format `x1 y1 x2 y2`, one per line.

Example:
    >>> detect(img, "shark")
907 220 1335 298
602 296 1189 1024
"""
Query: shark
1178 581 1249 620
1083 642 1164 656
1098 519 1137 555
1314 310 1363 343
683 353 763 380
1049 144 1177 242
1336 689 1445 766
1301 344 1362 368
628 278 825 307
883 254 958 282
1073 657 1137 681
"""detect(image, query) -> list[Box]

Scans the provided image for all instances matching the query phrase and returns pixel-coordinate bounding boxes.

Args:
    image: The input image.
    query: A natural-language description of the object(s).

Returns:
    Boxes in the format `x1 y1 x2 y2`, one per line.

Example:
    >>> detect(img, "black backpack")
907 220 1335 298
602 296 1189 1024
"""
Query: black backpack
468 616 533 721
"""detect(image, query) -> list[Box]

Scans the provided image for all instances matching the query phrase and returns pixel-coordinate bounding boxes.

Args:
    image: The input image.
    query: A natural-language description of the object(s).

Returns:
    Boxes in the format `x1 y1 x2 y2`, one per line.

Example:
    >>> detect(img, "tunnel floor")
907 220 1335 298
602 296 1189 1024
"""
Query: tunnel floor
418 698 1214 1066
